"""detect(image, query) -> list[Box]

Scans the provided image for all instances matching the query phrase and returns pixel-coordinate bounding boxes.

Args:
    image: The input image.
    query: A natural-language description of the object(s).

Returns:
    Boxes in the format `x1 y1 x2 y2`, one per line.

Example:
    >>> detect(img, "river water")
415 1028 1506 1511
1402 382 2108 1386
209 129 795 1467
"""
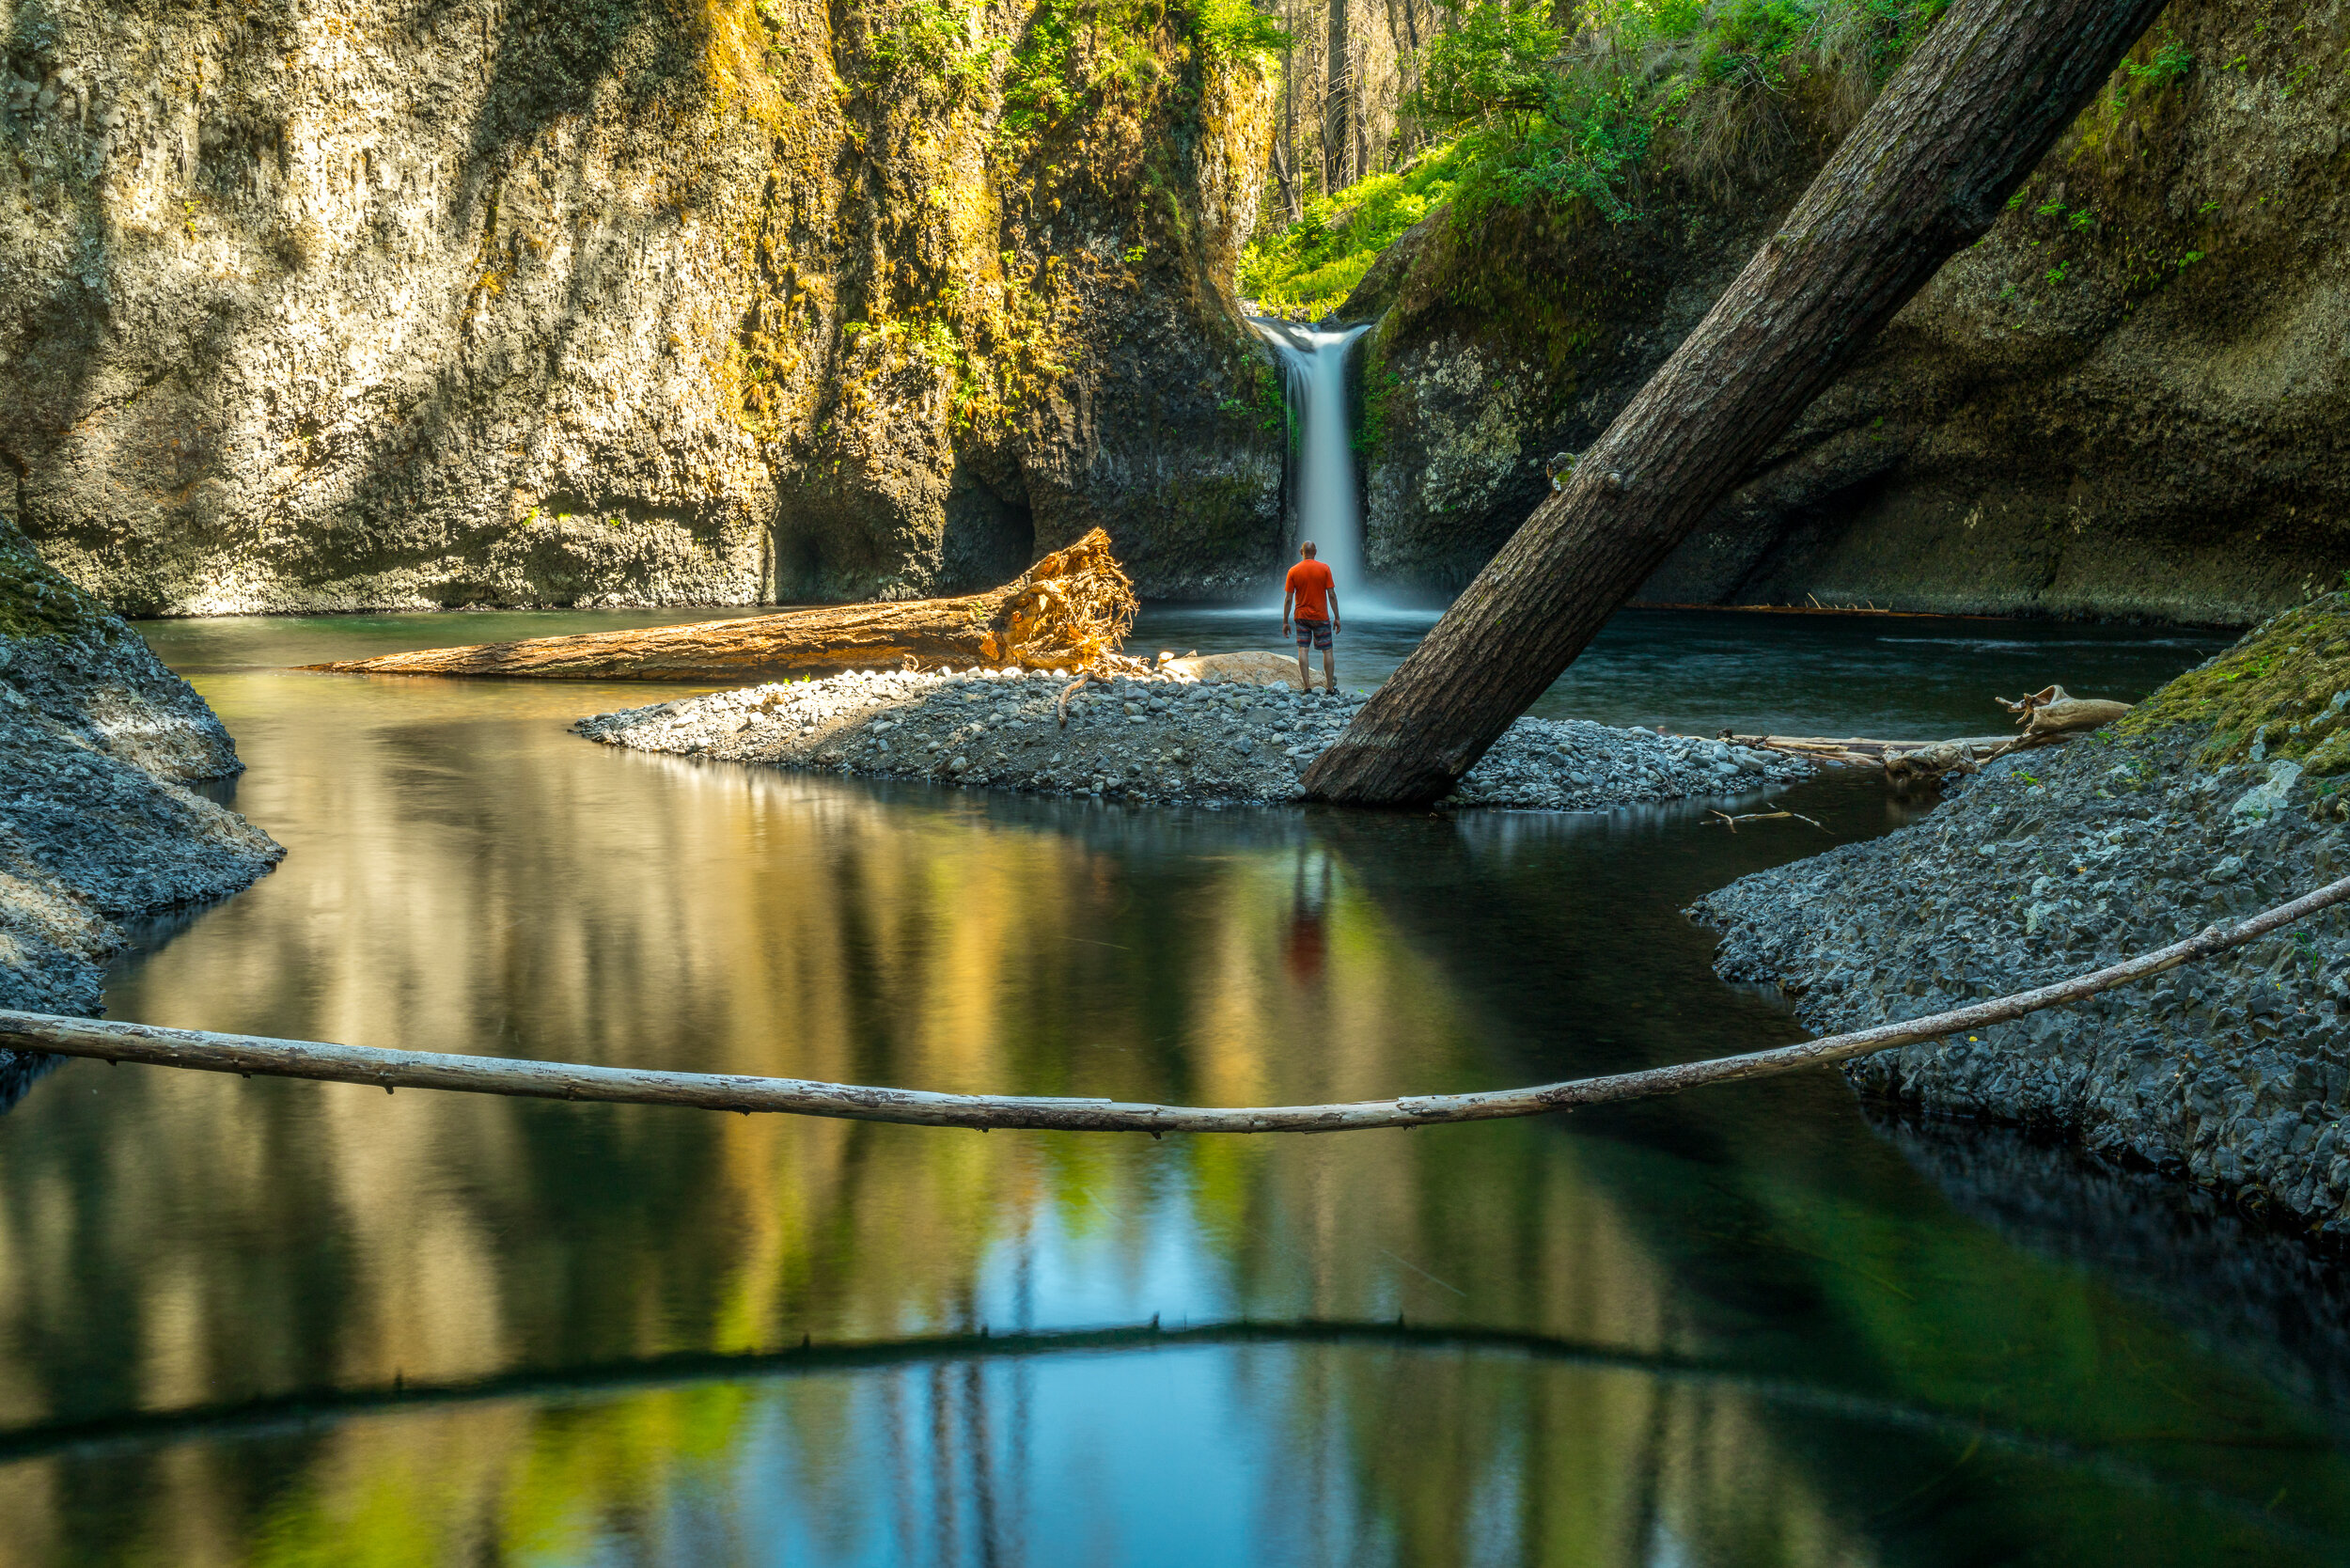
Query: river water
7 608 2350 1567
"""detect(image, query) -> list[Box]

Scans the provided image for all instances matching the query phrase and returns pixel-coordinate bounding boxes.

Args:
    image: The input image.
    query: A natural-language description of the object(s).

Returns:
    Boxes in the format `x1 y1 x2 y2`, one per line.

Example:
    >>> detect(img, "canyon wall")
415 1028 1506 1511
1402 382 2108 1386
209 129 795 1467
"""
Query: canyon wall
0 0 1285 612
1348 0 2349 625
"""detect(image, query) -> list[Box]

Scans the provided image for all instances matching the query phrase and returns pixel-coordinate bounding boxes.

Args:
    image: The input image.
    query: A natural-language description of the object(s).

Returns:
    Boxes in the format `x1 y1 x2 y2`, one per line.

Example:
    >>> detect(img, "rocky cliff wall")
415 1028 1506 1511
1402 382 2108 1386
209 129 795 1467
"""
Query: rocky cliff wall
0 516 281 1106
1348 0 2348 624
0 0 1285 613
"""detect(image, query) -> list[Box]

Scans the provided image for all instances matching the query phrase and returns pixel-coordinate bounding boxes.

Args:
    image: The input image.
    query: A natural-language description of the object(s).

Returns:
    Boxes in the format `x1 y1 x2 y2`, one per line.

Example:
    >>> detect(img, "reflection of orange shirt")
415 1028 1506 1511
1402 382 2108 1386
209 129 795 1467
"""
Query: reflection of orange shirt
1285 560 1335 622
1283 909 1325 981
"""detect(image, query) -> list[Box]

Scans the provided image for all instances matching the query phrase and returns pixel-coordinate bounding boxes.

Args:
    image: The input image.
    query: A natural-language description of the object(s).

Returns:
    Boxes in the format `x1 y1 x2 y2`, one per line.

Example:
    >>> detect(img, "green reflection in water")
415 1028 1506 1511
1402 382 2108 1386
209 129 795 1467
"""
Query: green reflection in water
0 611 2338 1567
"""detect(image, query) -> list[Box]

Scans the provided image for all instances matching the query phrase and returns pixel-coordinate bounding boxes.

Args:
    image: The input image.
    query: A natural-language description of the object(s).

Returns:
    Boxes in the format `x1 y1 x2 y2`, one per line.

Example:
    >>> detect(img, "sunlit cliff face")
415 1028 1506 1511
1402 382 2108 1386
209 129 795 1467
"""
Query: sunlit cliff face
1 0 1284 614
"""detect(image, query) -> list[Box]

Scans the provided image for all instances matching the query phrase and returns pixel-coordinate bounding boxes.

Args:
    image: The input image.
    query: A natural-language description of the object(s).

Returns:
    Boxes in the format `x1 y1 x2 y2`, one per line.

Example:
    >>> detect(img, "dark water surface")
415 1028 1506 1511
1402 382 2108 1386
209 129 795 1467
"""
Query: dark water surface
11 608 2347 1568
1140 604 2233 736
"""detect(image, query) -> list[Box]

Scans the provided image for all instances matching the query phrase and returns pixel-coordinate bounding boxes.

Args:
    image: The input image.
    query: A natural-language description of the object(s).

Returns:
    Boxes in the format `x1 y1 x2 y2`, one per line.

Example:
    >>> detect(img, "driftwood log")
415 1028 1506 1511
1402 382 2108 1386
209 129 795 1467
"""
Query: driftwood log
1719 687 2134 779
2000 684 2134 737
5 872 2342 1132
1304 0 2174 806
306 529 1138 682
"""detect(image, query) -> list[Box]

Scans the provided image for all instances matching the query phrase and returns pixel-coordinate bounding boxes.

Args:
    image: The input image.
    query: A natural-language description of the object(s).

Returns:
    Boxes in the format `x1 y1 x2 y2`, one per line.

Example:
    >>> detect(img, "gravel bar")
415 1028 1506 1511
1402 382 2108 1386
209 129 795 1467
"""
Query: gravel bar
573 666 1813 808
1697 729 2350 1237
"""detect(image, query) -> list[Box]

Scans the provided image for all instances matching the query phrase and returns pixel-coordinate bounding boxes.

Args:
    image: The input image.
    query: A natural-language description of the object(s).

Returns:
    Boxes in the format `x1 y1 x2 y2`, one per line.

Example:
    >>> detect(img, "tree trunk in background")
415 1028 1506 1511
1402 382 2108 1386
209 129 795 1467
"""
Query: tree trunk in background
1303 0 2177 806
1351 30 1371 180
1389 0 1420 158
1278 8 1302 222
1324 0 1351 191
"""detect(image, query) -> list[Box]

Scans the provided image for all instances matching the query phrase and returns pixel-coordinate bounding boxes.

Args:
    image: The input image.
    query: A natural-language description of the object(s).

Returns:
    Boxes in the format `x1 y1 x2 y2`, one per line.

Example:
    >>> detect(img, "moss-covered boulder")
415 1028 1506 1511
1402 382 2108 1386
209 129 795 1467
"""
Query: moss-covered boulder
2121 592 2350 776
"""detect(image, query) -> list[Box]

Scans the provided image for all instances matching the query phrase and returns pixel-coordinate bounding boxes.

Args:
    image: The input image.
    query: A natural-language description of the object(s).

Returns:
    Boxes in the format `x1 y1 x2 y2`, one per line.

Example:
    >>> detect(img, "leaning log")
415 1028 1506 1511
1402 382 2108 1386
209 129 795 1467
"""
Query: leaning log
6 872 2343 1132
307 529 1138 682
1305 0 2174 805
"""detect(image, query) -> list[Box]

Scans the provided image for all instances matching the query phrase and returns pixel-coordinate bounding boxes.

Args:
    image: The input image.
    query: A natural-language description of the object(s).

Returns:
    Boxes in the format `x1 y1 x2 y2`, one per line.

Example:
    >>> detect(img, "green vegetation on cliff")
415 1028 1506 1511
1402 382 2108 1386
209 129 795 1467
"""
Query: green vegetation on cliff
1240 144 1465 317
1243 0 1947 316
995 0 1288 153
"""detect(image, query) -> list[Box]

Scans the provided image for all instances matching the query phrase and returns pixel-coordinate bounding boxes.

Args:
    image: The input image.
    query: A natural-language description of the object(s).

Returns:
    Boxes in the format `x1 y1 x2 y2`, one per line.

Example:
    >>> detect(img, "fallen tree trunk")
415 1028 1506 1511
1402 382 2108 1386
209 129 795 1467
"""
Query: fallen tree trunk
1720 733 2016 764
307 529 1138 682
6 872 2342 1132
1725 685 2132 776
1305 0 2173 806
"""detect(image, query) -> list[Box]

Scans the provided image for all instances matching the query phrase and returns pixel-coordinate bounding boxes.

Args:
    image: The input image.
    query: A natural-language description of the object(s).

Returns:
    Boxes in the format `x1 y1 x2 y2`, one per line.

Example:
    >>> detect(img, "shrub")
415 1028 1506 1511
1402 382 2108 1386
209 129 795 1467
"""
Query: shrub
1240 141 1466 317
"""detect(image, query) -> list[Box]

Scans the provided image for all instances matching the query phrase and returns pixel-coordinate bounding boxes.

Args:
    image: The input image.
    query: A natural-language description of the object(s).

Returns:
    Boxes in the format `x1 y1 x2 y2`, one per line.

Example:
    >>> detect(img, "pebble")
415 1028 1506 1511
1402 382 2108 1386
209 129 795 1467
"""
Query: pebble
572 667 1813 809
1694 729 2350 1238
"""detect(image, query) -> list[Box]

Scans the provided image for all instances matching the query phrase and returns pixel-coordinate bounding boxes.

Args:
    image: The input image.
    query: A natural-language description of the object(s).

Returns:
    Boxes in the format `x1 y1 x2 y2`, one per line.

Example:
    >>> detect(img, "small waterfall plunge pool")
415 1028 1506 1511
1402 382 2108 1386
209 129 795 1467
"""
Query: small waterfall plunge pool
6 604 2349 1565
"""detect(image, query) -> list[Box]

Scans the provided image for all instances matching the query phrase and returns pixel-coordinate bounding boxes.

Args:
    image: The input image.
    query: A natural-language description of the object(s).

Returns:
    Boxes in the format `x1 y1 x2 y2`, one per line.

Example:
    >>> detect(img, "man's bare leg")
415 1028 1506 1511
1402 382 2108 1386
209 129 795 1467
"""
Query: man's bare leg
1322 648 1337 694
1295 645 1312 692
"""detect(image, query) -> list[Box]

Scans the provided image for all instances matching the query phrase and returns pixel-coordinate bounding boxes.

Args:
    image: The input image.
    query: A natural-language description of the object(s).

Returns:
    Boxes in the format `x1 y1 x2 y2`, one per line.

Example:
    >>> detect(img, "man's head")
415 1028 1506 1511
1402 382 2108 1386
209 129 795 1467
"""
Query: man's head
1300 541 1318 559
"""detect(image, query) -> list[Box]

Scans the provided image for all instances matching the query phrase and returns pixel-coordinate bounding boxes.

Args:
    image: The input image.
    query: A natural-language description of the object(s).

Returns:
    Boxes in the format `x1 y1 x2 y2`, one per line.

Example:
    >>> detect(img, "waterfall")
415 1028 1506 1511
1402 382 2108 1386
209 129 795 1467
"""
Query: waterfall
1250 319 1374 603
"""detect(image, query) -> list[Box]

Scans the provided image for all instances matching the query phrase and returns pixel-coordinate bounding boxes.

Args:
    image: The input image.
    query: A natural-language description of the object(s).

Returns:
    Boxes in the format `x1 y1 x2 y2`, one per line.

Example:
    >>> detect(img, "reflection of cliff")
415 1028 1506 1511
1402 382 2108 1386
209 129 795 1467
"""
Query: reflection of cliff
1310 792 2350 1560
1876 1113 2350 1427
2 671 2347 1561
0 671 1870 1563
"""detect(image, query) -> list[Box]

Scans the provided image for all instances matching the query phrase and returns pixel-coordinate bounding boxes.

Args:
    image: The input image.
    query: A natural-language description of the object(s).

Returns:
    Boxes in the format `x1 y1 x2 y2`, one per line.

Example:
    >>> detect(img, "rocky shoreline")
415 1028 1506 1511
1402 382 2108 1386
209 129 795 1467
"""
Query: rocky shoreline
1697 598 2350 1240
0 524 283 1108
574 665 1814 809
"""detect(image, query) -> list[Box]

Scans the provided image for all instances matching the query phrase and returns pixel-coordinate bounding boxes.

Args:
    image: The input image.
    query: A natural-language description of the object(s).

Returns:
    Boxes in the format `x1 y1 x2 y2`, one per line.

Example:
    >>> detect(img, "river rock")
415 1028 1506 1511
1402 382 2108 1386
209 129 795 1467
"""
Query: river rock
574 668 1812 809
1694 594 2350 1237
0 519 283 1107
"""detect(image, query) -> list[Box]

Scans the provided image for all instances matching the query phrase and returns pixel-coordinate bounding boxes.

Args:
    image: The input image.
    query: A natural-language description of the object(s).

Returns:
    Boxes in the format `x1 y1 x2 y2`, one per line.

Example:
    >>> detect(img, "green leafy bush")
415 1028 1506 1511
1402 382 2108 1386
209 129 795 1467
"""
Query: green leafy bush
1240 141 1466 317
1418 0 1948 222
869 0 1003 100
995 0 1284 155
1246 0 1950 312
1194 0 1291 62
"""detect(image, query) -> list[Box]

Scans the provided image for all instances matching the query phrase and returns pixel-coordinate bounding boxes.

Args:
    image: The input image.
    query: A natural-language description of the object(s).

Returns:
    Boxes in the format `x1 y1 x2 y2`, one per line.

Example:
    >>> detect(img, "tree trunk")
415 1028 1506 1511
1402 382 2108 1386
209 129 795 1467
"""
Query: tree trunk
1303 0 2173 806
306 528 1137 682
1324 0 1351 192
1351 28 1371 180
1278 13 1302 224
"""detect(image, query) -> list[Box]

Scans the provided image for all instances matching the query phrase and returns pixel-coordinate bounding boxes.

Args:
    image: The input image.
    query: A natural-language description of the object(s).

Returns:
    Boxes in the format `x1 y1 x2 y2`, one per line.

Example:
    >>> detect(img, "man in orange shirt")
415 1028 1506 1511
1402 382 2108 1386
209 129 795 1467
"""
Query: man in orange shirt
1281 541 1341 694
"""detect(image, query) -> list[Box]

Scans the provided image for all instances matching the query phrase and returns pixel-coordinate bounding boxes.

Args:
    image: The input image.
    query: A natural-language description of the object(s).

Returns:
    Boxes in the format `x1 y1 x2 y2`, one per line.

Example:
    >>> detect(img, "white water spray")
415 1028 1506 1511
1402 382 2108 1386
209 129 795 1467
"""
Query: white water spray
1249 318 1378 604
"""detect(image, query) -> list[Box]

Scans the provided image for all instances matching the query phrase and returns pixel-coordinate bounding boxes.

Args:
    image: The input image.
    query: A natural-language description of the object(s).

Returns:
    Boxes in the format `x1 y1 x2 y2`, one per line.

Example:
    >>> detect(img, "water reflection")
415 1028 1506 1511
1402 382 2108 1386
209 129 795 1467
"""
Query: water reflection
0 613 2338 1566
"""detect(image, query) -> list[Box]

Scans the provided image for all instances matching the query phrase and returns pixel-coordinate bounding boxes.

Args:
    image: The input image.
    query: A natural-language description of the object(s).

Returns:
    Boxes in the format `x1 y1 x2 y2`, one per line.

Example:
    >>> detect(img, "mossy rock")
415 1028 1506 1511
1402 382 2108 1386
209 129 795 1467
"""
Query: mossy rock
0 530 115 644
2118 593 2350 774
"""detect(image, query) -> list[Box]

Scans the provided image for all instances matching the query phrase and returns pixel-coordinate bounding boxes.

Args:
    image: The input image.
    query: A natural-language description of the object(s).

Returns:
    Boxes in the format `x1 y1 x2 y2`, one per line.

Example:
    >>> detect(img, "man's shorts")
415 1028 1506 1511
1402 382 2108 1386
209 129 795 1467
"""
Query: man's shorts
1293 619 1334 651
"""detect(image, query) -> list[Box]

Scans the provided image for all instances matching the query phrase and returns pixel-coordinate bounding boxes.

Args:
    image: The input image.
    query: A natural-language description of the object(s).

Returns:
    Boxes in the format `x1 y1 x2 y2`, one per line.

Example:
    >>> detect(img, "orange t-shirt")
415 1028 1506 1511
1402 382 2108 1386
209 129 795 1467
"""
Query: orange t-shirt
1285 559 1336 622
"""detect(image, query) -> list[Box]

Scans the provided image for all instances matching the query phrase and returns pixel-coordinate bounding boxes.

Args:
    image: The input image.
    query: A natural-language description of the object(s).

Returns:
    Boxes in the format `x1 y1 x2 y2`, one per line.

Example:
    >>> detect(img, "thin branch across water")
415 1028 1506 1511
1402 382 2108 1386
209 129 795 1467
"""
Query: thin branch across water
6 874 2344 1133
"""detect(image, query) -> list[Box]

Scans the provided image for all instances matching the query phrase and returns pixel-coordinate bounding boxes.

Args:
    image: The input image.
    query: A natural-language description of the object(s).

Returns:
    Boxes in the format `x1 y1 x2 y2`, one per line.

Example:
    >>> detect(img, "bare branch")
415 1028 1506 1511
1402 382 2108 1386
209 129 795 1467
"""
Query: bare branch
7 875 2345 1133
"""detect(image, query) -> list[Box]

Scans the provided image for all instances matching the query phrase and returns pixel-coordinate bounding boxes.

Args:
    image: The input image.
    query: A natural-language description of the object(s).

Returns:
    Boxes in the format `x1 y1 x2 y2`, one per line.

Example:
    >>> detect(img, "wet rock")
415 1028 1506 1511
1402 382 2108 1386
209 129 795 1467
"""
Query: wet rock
0 520 284 1105
7 0 1281 614
1694 618 2350 1230
1347 0 2349 624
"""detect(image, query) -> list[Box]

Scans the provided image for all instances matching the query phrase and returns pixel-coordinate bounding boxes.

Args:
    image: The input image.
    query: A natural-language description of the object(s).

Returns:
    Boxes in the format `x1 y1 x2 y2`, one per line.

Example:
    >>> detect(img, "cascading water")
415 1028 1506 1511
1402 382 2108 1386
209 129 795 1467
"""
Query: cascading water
1250 319 1377 604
